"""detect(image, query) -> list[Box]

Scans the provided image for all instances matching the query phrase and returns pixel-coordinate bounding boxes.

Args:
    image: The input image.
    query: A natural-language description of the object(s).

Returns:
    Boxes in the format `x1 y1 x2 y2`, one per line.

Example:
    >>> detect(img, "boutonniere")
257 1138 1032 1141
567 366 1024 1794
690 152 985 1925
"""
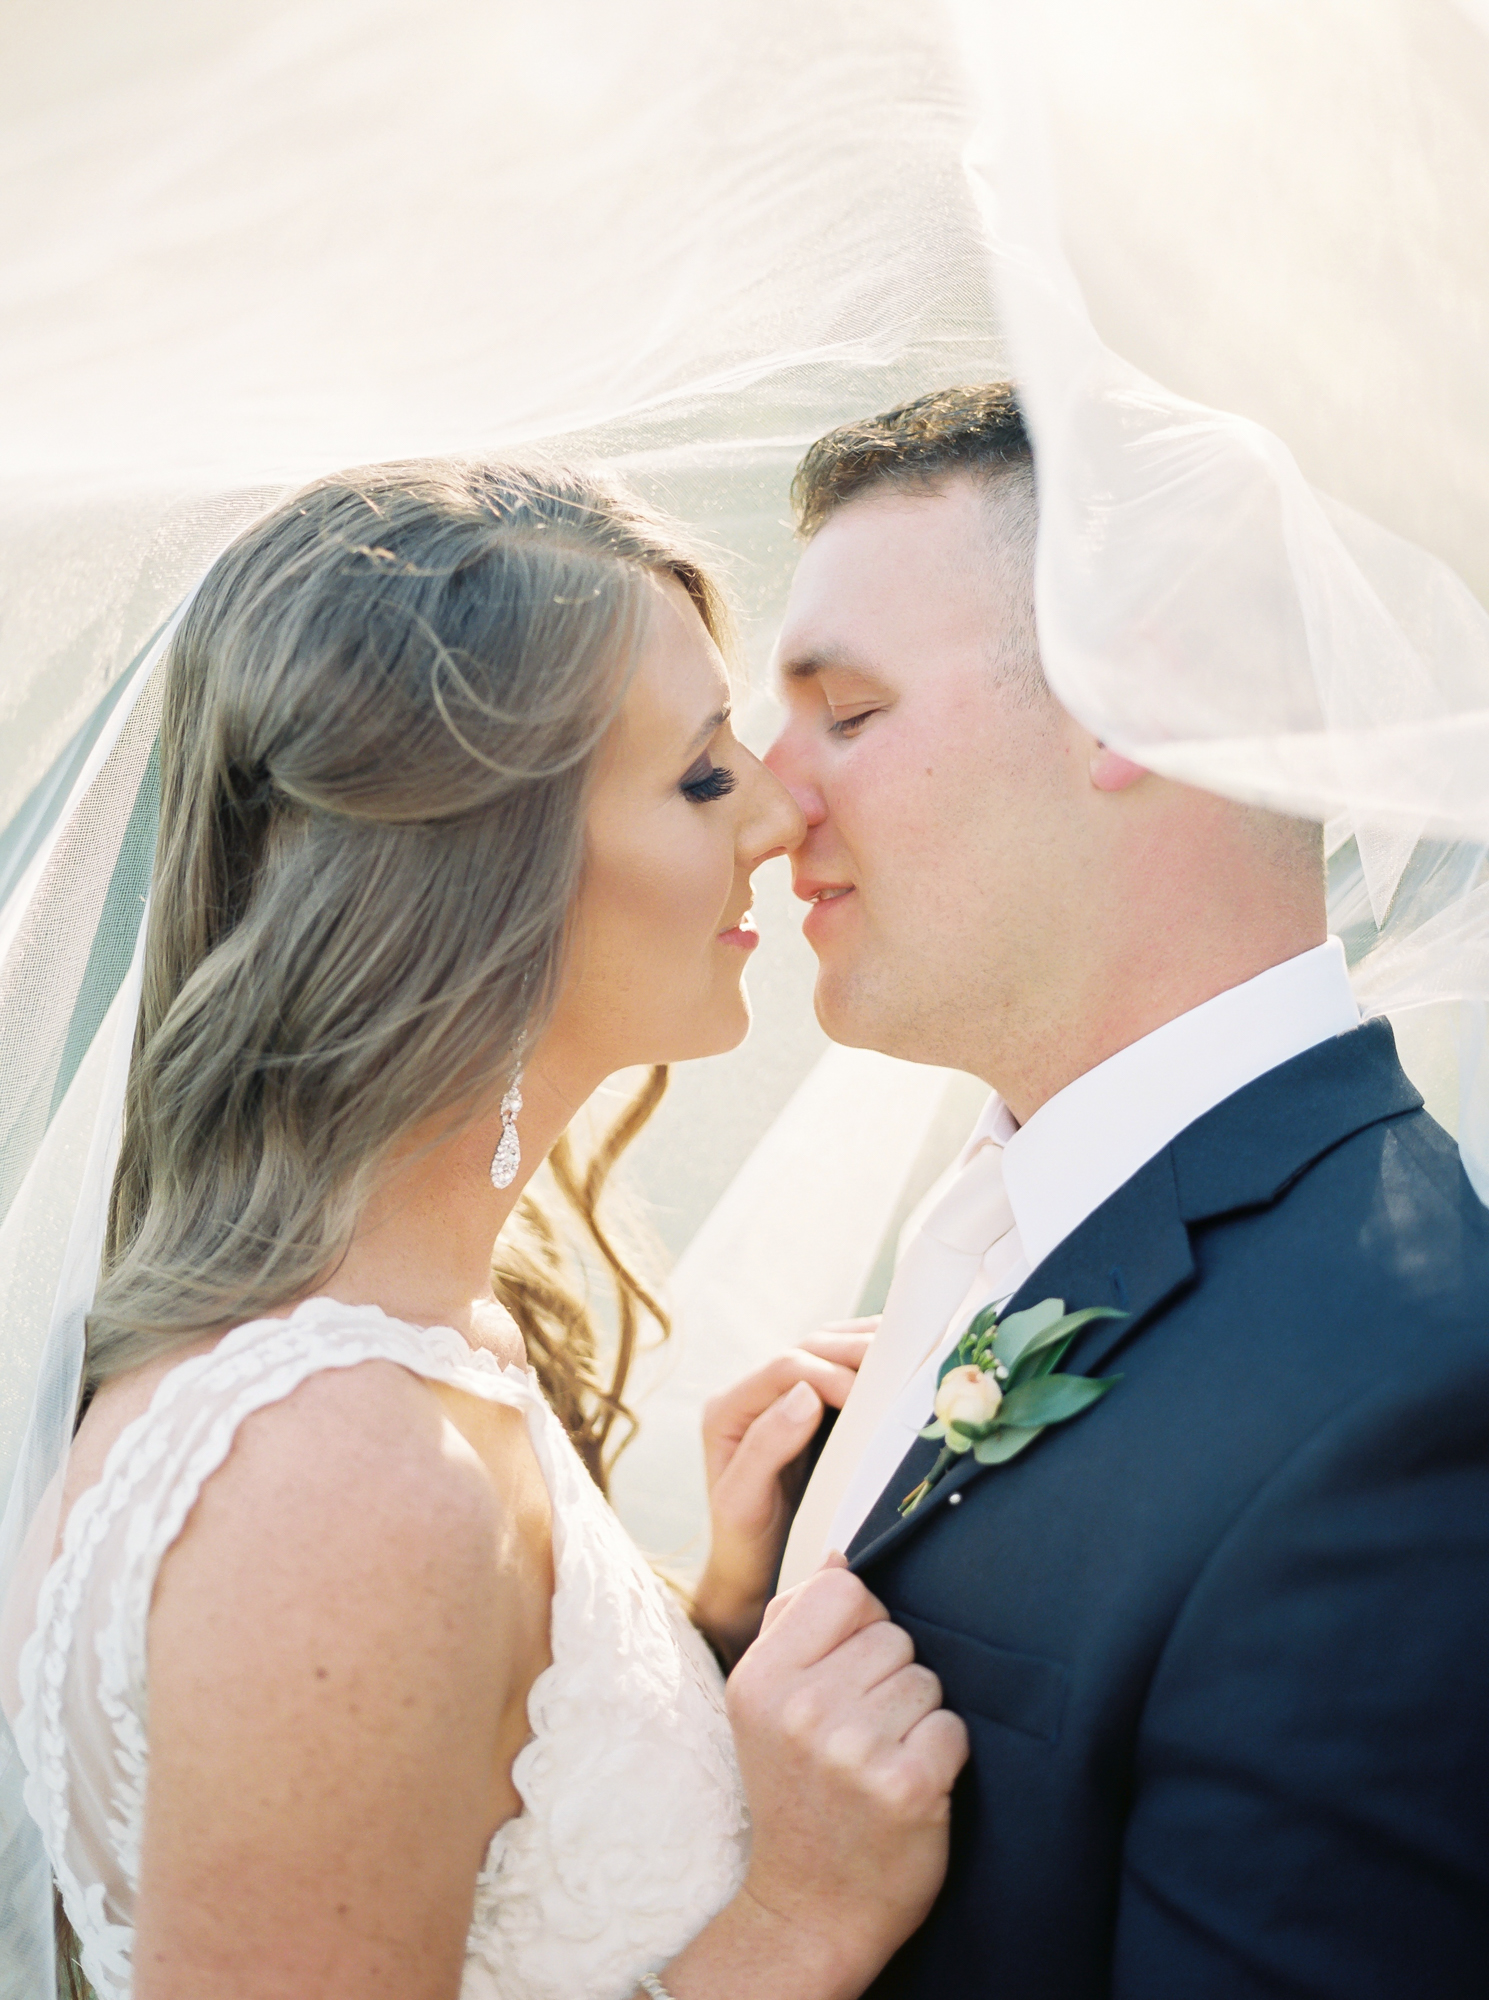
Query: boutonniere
899 1297 1125 1516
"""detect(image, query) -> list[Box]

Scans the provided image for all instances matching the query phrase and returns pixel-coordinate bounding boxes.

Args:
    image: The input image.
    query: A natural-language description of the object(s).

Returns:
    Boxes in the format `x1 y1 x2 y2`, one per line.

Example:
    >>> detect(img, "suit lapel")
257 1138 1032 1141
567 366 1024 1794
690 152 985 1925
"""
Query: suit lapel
847 1019 1422 1576
848 1147 1194 1569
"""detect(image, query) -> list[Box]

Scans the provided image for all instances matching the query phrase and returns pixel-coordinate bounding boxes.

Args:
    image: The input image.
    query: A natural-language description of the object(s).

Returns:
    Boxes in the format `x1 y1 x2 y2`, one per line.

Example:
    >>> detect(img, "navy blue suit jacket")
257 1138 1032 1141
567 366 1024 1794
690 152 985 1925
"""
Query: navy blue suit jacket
848 1021 1489 1998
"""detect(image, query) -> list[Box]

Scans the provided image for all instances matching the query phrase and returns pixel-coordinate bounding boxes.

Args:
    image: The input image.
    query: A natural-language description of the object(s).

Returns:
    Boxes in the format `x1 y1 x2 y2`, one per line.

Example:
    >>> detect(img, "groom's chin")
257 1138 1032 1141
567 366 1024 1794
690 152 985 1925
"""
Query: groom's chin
811 959 963 1071
811 962 894 1056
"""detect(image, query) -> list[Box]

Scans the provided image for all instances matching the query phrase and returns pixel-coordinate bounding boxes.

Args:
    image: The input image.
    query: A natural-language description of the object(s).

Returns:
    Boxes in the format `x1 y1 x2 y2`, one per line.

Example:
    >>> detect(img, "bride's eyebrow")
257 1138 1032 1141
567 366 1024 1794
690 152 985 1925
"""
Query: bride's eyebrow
686 704 730 751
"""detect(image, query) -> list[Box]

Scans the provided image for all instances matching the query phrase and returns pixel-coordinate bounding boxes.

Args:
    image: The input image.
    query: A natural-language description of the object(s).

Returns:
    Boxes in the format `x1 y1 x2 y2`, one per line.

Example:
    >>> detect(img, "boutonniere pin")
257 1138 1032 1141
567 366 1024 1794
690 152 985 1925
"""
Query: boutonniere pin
899 1297 1125 1516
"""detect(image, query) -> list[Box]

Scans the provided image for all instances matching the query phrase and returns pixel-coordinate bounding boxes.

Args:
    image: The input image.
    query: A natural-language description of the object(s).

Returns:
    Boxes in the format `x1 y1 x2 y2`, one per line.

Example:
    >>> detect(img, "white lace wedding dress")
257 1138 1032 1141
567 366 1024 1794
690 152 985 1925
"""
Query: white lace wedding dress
9 1299 750 2000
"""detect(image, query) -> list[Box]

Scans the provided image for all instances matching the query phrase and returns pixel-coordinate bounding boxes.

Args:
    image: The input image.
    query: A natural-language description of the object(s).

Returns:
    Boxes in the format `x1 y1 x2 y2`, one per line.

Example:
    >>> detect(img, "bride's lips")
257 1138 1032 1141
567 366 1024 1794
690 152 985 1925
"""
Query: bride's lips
794 875 856 940
717 909 759 951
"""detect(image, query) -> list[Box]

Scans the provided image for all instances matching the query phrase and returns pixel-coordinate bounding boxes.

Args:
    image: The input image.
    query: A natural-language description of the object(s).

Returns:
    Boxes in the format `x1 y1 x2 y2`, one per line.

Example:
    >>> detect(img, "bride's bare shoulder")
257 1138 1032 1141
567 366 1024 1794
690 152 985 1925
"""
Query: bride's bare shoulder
160 1348 515 1593
123 1354 541 1984
70 1335 538 1660
70 1334 494 1543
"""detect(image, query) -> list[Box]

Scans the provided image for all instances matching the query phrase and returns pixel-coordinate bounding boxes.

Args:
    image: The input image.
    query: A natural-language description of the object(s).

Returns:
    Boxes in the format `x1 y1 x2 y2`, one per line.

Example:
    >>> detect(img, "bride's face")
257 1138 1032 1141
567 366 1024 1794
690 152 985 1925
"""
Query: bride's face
545 575 804 1080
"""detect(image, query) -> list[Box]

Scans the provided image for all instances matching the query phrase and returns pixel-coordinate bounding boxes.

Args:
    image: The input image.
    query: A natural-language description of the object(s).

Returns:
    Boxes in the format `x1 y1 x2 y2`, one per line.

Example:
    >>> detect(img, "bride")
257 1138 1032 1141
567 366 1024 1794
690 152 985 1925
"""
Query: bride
0 458 967 2000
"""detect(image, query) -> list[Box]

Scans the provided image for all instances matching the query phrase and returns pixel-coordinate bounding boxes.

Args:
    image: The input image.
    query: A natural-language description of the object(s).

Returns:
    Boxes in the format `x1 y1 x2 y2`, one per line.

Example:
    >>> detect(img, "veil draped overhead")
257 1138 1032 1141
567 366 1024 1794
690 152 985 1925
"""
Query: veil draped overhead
2 2 1487 1987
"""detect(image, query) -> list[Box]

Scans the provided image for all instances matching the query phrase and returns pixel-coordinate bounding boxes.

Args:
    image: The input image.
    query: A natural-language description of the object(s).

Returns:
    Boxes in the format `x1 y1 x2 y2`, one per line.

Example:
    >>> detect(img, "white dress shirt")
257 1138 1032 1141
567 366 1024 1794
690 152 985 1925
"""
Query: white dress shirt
785 938 1361 1579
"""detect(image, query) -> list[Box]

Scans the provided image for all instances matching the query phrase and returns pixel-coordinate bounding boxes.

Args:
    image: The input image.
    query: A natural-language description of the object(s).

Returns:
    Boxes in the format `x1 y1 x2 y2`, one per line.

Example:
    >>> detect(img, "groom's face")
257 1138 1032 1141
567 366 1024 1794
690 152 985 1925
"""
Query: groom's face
766 474 1084 1076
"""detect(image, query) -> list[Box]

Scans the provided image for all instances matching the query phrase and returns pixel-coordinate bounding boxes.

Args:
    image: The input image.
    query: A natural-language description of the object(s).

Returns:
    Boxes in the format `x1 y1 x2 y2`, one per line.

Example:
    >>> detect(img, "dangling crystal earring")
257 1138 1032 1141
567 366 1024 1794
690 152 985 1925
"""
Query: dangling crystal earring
489 1066 524 1190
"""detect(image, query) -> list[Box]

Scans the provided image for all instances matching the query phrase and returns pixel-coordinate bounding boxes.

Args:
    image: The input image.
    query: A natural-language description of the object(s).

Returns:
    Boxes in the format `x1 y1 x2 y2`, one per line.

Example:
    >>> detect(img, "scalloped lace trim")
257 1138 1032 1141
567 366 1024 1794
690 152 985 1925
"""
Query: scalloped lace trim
14 1298 747 2000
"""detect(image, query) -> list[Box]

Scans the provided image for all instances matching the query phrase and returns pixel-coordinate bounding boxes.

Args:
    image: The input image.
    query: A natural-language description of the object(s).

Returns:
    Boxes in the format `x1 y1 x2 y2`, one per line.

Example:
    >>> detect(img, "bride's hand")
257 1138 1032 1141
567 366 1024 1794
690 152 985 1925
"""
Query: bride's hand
692 1322 876 1666
654 1561 969 2000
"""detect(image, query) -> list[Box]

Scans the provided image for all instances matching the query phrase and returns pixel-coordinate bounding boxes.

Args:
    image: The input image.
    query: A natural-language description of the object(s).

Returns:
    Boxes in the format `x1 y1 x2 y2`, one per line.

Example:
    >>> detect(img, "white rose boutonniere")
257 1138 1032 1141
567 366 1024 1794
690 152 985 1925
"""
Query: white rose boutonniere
933 1365 1003 1431
899 1296 1126 1517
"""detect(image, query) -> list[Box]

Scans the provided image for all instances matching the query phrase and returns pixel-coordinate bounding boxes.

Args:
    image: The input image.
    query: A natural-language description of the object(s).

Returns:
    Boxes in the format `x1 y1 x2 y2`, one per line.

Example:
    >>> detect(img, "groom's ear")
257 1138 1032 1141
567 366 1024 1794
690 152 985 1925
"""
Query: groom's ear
1089 743 1148 792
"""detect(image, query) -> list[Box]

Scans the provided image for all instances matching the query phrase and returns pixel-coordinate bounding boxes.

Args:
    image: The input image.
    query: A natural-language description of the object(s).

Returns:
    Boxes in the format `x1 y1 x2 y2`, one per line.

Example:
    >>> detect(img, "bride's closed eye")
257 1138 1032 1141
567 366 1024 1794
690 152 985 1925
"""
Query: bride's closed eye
680 755 739 803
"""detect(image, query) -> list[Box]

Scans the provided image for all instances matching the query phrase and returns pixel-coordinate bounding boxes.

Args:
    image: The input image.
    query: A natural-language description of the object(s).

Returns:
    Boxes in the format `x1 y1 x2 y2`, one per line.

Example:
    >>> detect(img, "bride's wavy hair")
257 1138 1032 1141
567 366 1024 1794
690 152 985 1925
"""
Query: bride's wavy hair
84 456 724 1487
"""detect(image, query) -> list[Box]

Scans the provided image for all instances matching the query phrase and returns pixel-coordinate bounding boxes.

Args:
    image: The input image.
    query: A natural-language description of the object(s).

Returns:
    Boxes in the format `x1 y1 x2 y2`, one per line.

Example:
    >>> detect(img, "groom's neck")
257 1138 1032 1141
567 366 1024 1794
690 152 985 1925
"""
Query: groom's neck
985 912 1326 1125
974 801 1327 1124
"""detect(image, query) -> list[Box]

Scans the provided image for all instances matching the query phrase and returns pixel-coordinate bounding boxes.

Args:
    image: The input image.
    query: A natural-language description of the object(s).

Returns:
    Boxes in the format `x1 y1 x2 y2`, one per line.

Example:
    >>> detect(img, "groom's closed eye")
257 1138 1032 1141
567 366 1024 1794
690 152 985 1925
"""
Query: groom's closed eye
827 706 880 737
798 664 893 738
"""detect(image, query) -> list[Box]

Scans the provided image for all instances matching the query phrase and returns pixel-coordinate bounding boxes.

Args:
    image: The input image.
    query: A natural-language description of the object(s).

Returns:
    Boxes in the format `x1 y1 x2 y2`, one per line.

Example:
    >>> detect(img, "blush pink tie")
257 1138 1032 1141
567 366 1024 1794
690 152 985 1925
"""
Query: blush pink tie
778 1138 1016 1589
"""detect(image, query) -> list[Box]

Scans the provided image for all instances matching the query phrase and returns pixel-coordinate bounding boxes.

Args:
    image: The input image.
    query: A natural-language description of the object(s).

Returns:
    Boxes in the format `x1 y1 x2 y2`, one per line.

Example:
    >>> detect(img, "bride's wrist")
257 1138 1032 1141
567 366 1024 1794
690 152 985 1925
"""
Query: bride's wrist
657 1878 873 2000
689 1569 769 1671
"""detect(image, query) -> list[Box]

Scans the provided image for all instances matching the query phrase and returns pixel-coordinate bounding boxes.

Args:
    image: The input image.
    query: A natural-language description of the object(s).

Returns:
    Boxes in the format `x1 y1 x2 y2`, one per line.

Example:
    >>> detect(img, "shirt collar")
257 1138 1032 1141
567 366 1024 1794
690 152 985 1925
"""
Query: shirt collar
976 938 1360 1273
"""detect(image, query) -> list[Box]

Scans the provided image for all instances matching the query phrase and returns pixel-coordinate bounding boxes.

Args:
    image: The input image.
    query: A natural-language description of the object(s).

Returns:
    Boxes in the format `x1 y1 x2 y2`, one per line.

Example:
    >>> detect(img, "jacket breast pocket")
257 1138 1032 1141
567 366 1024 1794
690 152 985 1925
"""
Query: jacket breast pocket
896 1611 1069 1745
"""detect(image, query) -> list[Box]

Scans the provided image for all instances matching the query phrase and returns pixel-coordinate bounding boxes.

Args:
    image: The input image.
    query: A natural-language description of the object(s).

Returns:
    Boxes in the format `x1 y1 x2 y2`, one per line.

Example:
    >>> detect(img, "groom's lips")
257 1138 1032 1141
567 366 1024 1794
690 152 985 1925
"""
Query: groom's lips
795 875 856 939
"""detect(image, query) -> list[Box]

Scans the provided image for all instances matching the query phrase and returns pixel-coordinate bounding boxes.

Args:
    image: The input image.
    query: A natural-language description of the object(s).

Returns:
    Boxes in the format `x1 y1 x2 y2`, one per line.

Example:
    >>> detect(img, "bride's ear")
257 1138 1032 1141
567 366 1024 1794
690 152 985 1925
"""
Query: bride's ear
1089 743 1148 792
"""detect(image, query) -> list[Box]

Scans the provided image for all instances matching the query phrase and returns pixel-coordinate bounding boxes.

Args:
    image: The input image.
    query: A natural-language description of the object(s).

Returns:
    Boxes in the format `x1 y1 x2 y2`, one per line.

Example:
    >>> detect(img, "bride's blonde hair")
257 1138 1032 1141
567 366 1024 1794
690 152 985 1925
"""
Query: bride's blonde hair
85 456 726 1485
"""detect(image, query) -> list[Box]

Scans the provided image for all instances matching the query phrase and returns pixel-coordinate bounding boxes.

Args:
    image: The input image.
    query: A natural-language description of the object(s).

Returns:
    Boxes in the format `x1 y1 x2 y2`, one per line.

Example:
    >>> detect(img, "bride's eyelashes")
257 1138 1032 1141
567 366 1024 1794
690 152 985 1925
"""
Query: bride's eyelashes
680 757 739 803
827 707 880 738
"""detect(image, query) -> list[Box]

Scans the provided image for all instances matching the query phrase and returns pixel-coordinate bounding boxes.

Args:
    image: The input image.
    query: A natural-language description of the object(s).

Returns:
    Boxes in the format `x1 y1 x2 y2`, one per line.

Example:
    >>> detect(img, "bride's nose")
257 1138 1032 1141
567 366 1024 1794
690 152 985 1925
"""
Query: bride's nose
739 751 808 863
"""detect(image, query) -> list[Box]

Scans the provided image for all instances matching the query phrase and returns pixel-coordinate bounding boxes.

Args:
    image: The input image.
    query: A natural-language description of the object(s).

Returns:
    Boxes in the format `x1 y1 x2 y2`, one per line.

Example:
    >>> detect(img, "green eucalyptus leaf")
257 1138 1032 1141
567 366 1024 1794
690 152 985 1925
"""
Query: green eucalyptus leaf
948 1416 999 1443
999 1306 1124 1372
999 1373 1118 1428
974 1426 1043 1465
1007 1329 1077 1389
945 1428 974 1453
918 1420 947 1441
991 1297 1065 1368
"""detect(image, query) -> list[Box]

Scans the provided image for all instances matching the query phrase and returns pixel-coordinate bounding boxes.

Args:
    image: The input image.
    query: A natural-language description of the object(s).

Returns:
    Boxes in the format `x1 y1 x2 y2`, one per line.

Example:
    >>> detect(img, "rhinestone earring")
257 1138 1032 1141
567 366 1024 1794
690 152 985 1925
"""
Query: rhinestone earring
489 1067 524 1190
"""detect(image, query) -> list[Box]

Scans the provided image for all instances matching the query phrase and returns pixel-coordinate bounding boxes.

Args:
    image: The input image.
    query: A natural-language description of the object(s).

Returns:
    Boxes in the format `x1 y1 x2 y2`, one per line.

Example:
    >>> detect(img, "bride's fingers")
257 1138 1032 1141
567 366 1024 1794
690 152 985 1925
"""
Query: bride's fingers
703 1352 856 1453
727 1349 858 1411
795 1327 874 1371
900 1705 972 1794
758 1550 849 1635
706 1329 877 1436
803 1317 879 1347
709 1381 826 1531
743 1564 889 1671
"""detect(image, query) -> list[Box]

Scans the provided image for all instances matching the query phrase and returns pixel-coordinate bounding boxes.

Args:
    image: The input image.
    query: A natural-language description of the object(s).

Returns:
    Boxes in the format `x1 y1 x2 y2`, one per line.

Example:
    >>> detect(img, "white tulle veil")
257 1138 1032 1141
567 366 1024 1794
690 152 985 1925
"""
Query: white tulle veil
3 2 1488 1988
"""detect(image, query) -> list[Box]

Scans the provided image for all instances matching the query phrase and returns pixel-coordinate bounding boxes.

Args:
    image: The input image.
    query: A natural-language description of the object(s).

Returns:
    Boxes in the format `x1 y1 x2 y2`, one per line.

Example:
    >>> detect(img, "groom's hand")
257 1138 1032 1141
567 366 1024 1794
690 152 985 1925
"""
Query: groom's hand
692 1324 875 1667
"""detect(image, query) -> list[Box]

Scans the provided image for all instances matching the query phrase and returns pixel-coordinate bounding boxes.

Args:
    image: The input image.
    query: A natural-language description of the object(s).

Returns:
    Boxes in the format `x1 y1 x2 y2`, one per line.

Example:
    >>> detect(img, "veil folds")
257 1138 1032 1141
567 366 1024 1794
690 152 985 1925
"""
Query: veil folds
2 4 1487 1988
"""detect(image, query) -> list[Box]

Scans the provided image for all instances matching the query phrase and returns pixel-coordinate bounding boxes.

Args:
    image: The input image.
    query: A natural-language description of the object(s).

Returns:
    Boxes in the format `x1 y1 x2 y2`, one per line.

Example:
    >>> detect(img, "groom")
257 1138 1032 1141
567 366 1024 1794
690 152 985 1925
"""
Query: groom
765 385 1489 1998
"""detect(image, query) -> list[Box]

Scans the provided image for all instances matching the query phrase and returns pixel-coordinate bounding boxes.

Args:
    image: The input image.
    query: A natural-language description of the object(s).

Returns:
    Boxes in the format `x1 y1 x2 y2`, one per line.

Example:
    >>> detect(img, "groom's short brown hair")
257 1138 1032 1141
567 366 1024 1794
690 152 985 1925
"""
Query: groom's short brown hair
791 381 1033 537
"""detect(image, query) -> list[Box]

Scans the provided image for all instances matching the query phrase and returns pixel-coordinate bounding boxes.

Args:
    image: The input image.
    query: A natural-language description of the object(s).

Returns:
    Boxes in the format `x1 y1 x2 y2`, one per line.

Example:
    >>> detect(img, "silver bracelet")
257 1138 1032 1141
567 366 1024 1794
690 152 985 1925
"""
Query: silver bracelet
637 1978 676 2000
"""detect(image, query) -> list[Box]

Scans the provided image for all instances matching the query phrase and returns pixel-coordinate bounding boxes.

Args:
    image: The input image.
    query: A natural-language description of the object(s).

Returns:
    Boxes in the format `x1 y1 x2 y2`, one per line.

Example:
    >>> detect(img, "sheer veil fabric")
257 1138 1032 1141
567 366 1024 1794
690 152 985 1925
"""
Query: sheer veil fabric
2 2 1488 1991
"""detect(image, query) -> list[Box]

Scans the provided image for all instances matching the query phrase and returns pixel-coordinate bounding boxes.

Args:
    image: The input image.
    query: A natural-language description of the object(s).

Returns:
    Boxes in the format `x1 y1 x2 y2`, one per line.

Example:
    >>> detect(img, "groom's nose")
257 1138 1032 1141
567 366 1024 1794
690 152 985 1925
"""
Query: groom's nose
762 720 828 828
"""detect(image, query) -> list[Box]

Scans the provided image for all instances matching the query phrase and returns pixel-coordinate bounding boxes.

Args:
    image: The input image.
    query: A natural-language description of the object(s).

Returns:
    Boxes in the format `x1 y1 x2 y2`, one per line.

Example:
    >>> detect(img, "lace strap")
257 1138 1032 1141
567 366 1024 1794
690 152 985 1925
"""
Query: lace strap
19 1301 536 1869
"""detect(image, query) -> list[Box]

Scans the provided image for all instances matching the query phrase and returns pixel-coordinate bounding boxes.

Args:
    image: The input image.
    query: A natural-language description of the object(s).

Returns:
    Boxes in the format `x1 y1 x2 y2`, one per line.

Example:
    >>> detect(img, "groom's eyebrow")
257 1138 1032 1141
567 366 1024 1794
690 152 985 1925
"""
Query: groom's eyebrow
780 646 884 686
781 646 854 681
